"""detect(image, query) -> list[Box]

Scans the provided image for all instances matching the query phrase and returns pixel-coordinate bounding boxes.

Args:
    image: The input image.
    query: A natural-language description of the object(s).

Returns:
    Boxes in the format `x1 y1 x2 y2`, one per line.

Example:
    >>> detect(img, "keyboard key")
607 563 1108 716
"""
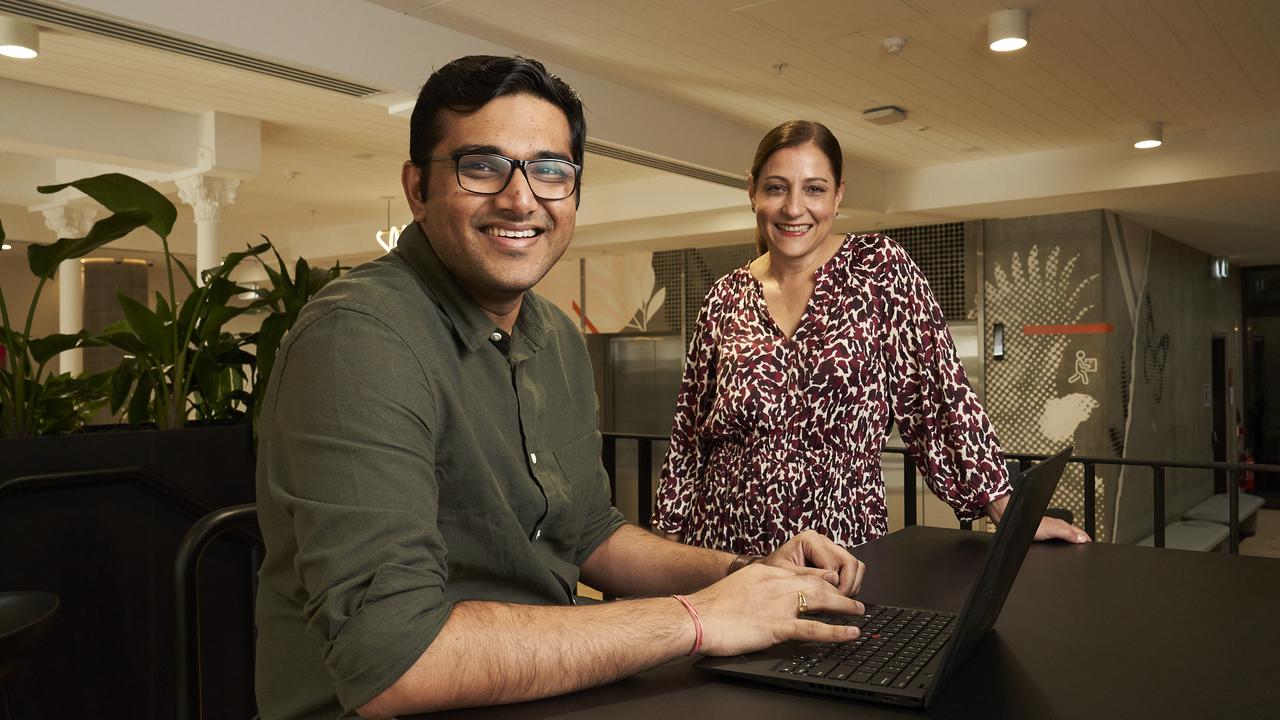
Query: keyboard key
850 672 874 684
872 673 898 687
830 664 859 681
807 659 841 678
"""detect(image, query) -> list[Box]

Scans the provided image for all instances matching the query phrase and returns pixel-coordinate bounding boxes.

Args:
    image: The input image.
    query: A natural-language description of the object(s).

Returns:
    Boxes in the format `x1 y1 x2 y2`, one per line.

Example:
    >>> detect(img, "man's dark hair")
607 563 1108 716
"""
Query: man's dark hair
410 55 586 200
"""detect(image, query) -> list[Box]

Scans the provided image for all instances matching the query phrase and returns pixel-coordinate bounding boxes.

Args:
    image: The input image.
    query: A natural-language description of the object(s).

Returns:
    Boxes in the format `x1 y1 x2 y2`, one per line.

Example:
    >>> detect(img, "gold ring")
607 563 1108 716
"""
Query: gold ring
797 591 809 615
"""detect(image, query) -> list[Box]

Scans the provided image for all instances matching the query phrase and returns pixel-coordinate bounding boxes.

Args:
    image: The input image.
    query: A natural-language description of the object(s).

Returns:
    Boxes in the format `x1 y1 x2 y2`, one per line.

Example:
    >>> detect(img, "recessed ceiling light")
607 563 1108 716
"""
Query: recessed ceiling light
988 9 1028 52
1 242 13 251
0 16 39 60
1134 121 1163 149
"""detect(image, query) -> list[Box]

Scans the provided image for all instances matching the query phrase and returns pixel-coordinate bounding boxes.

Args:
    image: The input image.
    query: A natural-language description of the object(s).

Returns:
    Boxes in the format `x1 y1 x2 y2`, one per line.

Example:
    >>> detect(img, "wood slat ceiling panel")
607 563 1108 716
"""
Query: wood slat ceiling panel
1233 0 1280 115
826 29 1045 154
1161 0 1272 121
1107 0 1245 127
1052 0 1211 127
1031 6 1179 128
880 18 1104 144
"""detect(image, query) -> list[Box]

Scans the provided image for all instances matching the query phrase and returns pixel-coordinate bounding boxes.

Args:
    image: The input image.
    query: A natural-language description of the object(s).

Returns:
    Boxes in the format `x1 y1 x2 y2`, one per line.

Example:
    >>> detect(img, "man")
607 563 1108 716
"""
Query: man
255 55 866 720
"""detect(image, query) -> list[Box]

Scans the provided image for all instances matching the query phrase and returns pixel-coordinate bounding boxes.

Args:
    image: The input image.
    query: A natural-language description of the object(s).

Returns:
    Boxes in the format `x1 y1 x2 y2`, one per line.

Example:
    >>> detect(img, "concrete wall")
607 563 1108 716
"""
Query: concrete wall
1108 221 1242 543
980 209 1243 544
982 210 1113 538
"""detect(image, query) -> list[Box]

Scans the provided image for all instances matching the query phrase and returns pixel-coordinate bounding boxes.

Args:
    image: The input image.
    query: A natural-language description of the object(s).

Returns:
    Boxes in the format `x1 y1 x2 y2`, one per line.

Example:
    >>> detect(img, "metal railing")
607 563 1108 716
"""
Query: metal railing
601 433 1280 555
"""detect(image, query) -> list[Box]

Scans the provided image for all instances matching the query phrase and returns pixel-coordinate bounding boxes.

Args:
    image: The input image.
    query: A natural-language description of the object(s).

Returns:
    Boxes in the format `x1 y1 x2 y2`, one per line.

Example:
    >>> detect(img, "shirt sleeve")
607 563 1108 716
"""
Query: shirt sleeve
879 241 1011 521
258 305 451 712
652 290 720 535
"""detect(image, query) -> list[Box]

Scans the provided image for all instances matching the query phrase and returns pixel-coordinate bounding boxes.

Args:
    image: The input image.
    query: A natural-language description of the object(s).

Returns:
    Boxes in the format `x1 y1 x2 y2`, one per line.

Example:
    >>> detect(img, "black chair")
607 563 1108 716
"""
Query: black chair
0 591 59 720
174 504 261 720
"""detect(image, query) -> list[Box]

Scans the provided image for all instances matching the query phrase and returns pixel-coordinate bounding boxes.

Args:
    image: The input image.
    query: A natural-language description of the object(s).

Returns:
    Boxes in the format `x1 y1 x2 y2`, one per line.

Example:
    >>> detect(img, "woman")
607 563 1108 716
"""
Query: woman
651 120 1087 555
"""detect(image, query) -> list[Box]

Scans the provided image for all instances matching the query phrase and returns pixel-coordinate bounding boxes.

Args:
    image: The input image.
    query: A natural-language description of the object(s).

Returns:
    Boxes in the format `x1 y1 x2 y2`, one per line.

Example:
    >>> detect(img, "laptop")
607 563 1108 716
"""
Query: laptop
697 446 1072 709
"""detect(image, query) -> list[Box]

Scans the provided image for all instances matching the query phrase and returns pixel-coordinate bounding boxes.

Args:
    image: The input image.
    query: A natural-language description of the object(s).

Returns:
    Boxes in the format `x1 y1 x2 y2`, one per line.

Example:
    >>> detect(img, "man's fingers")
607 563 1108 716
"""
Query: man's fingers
848 558 866 596
797 576 864 615
793 618 861 643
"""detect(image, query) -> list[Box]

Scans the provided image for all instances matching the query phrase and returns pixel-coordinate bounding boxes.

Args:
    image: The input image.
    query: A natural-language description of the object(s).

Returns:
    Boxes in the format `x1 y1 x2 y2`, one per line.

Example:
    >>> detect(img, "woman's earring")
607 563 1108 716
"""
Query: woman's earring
750 203 756 212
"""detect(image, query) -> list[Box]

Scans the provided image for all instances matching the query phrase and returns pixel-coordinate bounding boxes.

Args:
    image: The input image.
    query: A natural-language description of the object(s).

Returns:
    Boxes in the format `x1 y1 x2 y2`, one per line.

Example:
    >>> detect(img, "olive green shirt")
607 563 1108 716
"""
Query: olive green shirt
254 222 626 719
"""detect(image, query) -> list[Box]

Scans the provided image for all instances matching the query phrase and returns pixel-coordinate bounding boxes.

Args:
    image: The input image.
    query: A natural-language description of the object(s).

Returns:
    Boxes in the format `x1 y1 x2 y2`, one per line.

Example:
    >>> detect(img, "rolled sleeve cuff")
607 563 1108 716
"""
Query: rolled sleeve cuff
325 566 452 713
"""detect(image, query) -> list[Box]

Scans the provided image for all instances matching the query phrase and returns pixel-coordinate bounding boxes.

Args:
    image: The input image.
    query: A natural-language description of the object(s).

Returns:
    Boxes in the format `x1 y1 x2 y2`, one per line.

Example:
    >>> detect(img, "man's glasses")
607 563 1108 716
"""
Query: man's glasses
432 153 582 201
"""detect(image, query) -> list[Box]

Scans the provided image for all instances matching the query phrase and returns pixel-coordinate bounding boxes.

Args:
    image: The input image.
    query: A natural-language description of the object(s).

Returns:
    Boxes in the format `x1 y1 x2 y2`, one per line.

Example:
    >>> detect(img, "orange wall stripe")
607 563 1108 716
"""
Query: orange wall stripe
1022 323 1114 335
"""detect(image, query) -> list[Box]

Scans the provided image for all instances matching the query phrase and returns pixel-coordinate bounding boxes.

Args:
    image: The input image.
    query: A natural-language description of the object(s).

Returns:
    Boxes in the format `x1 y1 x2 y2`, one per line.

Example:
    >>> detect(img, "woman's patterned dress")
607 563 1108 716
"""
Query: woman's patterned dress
652 233 1010 553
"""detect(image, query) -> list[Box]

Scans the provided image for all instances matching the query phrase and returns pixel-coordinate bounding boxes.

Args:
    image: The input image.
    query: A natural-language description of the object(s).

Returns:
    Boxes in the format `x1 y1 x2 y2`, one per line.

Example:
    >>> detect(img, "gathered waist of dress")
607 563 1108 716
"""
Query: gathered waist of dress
704 434 884 469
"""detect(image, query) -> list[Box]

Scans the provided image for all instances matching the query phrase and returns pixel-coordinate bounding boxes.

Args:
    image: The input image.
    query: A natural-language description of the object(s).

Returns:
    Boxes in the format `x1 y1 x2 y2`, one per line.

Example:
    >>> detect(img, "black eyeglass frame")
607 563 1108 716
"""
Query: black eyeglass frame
427 152 583 201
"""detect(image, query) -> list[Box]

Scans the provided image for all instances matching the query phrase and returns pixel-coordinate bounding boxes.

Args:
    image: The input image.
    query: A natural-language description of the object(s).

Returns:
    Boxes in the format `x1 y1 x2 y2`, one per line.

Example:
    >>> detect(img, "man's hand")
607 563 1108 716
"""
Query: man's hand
760 529 866 596
689 562 864 656
985 495 1090 543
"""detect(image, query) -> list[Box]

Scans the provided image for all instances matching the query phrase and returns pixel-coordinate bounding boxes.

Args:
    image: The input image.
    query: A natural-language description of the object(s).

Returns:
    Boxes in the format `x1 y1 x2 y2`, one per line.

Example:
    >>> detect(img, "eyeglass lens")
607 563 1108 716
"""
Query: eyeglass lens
455 154 579 199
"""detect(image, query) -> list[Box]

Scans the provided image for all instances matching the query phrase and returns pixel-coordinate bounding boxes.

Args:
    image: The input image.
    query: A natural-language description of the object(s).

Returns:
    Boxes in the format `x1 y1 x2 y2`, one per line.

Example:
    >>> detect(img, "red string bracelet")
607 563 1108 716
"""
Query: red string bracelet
672 594 703 655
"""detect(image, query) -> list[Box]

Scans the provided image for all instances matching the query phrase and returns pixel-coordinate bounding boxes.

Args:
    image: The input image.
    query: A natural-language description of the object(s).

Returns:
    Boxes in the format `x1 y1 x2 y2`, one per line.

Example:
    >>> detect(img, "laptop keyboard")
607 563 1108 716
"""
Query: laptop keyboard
772 604 955 690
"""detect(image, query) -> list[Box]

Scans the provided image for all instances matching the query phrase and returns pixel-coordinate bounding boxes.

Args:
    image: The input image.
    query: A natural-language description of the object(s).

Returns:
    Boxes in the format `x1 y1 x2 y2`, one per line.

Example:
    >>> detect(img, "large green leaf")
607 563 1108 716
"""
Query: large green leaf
254 313 289 385
153 291 173 324
26 210 152 279
126 370 154 425
109 356 137 414
98 328 151 358
27 330 99 364
199 305 245 343
118 293 171 357
38 173 176 239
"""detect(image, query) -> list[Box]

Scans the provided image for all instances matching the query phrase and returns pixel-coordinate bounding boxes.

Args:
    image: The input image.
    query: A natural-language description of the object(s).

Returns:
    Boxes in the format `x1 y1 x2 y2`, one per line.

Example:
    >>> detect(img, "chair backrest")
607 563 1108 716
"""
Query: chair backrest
0 591 59 680
174 504 261 720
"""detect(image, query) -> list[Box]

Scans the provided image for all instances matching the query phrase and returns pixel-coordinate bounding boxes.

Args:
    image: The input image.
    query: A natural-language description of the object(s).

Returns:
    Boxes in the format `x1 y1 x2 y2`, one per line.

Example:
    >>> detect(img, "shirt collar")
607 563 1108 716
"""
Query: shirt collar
396 221 551 355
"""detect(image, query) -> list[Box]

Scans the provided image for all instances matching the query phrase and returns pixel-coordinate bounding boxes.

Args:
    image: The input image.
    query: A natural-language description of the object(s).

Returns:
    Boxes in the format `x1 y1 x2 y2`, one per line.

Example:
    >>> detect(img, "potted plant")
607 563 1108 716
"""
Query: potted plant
0 173 173 437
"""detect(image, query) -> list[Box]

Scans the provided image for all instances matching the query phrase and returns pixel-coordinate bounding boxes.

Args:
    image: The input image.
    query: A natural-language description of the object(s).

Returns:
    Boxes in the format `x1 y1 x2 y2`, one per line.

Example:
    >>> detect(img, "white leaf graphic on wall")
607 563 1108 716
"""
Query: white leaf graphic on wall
986 245 1102 533
584 252 666 333
986 245 1100 448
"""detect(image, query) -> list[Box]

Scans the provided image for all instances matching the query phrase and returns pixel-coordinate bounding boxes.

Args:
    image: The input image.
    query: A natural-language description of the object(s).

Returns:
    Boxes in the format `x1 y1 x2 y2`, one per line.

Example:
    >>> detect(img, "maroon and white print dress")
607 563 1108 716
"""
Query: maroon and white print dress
652 233 1010 554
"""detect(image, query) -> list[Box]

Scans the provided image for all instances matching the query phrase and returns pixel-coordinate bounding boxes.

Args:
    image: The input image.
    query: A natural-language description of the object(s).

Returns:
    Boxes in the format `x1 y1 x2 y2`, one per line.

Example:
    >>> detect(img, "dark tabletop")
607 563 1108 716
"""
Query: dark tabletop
430 526 1280 719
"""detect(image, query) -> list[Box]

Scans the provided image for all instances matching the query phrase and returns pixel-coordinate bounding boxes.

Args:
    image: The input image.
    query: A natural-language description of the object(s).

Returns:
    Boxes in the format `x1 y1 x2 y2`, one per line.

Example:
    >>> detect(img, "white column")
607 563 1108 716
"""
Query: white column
176 175 240 285
41 205 98 375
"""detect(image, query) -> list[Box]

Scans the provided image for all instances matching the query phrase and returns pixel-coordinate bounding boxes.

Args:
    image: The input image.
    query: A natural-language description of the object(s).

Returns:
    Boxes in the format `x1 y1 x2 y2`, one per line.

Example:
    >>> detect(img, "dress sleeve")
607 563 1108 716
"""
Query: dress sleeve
879 242 1011 521
652 290 720 535
257 306 450 712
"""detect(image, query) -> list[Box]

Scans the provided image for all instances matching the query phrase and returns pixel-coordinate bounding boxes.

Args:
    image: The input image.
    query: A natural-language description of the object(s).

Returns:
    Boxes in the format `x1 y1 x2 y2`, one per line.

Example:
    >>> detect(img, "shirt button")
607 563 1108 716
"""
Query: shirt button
530 453 538 465
489 331 503 342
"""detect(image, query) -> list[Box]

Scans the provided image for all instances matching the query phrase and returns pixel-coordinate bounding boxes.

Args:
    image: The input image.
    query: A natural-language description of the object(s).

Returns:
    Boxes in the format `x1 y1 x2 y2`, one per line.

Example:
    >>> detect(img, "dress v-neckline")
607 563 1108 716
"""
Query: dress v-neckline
751 274 812 342
748 234 848 342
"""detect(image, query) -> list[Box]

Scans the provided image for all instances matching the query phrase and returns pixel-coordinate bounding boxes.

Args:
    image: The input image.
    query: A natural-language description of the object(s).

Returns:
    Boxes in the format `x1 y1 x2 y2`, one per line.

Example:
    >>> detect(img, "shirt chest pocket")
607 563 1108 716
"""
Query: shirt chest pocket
542 431 606 545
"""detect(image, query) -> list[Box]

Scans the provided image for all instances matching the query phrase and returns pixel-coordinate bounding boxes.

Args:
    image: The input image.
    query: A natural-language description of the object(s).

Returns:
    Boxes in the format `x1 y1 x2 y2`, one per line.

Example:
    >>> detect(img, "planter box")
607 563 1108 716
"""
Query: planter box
0 423 256 719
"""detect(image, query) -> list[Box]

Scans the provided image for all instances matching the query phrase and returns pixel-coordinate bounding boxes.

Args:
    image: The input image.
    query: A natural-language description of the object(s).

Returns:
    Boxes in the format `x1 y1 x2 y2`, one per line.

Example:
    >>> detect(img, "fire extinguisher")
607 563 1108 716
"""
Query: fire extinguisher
1240 451 1256 493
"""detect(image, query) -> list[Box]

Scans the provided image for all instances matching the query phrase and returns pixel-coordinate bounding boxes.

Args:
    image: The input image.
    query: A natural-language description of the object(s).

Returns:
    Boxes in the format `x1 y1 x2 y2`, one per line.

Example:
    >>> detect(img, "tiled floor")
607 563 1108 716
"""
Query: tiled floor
1240 509 1280 559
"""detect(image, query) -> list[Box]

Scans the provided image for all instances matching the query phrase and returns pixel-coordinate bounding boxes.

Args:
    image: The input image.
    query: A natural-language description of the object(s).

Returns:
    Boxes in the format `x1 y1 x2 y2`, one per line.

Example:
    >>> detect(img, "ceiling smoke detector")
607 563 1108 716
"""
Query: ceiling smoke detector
882 36 907 54
862 105 908 125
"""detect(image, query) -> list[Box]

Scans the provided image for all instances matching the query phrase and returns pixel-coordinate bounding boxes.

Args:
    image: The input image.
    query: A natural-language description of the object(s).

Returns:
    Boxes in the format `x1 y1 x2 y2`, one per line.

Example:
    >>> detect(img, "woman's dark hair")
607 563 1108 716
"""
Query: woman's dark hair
749 120 843 256
409 55 585 201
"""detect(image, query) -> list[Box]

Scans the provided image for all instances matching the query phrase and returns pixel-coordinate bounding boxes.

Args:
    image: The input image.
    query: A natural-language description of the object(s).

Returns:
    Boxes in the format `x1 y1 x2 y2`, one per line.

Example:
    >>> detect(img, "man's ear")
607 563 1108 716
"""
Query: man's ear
402 161 429 222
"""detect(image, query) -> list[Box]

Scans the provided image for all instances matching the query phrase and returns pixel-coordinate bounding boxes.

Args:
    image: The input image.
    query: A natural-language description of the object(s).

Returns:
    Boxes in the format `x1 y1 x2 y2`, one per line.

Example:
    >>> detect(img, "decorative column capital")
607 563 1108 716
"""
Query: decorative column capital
176 174 241 222
41 204 98 239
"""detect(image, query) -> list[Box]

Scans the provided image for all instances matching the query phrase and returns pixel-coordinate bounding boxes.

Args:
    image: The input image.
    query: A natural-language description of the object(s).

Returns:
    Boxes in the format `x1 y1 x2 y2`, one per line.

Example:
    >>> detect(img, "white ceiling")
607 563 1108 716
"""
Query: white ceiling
0 0 1278 266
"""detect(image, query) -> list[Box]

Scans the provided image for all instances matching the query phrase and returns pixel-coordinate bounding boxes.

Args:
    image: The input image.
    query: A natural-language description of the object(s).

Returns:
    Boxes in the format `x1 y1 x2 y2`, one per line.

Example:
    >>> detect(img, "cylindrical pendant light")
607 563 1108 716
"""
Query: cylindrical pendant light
0 16 39 59
988 9 1028 52
1134 121 1163 149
